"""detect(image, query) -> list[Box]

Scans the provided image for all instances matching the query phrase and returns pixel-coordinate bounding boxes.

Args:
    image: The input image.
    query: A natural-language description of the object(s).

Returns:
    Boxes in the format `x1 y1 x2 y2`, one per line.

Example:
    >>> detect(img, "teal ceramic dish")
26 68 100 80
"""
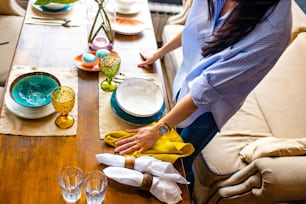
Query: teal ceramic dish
110 90 165 125
10 72 60 108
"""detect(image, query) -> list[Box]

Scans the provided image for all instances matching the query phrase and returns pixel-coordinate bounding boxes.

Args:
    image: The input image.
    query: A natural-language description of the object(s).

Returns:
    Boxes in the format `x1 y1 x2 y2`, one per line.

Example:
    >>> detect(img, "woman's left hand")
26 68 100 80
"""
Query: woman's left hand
114 125 160 155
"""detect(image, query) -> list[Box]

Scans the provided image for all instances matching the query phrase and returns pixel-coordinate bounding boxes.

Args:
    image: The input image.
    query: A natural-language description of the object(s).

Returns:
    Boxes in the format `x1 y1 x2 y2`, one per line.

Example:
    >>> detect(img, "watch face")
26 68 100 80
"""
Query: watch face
159 125 169 135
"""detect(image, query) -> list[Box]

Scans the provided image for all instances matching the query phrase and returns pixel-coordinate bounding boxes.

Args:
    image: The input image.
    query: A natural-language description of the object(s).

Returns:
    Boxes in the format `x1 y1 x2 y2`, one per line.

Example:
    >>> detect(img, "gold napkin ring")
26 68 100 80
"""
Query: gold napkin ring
140 172 153 191
124 155 135 169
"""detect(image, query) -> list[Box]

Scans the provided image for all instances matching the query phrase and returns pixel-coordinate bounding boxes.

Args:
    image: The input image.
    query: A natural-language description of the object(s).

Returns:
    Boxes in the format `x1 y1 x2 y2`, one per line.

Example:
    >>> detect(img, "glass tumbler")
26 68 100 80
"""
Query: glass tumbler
58 166 84 203
84 170 108 204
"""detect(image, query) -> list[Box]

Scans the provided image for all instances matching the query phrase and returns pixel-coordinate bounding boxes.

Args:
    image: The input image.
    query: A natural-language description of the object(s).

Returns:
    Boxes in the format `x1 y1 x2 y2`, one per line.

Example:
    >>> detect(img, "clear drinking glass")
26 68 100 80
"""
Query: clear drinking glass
58 166 84 203
84 170 108 204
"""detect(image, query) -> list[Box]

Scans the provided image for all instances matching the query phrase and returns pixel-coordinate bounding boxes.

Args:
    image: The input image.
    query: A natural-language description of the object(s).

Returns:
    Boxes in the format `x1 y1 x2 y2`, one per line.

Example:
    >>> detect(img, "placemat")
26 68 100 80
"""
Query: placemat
25 1 84 27
0 65 78 136
98 72 163 139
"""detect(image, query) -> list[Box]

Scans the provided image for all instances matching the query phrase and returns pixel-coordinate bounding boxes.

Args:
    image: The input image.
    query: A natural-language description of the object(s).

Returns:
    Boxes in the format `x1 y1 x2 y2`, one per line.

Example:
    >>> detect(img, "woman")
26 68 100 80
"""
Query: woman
115 0 292 192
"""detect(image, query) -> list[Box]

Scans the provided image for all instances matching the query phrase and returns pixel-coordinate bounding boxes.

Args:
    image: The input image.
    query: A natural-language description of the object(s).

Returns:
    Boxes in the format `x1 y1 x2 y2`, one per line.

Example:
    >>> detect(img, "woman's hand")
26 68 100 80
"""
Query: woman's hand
137 31 182 68
114 125 160 155
137 48 161 68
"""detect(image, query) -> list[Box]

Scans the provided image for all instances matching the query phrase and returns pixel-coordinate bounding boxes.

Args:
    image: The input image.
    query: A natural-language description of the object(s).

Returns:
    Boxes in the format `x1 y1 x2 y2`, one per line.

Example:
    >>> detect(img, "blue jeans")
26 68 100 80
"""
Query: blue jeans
176 112 218 195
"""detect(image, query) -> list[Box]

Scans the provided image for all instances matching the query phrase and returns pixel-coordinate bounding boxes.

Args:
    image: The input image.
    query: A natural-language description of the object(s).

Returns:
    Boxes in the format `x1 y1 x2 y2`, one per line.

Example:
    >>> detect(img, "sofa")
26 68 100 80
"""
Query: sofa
0 0 25 106
161 0 306 203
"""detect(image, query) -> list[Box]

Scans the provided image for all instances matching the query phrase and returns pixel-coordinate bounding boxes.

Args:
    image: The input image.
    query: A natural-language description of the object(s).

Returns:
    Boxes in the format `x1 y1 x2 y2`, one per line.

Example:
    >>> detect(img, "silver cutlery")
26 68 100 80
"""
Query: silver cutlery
30 16 75 27
32 16 71 21
27 20 78 27
113 72 154 83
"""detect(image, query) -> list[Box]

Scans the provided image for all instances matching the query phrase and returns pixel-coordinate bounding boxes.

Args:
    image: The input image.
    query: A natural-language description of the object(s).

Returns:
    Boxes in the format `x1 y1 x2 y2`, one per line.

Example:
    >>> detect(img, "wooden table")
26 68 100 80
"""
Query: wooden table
0 0 190 203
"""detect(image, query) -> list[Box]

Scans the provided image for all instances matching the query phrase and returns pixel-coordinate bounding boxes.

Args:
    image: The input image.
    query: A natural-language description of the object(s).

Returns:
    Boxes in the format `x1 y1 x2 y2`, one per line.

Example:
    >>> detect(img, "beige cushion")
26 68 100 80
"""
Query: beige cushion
0 15 24 85
239 137 306 163
0 0 25 16
254 32 306 138
194 92 272 177
291 0 306 42
220 92 272 135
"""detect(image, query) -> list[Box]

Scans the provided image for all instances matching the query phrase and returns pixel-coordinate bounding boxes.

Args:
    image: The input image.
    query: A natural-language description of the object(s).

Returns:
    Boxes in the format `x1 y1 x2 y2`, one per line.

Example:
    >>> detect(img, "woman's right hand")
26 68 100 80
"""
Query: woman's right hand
137 48 161 68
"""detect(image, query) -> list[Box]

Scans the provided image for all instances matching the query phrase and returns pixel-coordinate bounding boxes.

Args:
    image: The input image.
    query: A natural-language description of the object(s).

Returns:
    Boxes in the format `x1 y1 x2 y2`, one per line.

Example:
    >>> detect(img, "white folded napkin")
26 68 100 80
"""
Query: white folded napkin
96 153 189 184
103 166 182 204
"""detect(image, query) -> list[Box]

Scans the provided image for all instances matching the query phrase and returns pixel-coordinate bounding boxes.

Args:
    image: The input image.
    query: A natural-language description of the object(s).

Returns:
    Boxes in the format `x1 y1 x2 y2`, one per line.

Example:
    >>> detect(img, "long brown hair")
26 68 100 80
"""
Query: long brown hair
202 0 280 56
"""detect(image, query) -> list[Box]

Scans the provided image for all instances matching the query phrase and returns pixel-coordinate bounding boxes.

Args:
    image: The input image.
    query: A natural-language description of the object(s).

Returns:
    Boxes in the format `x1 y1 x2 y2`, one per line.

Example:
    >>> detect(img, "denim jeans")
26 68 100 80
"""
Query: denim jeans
176 112 218 195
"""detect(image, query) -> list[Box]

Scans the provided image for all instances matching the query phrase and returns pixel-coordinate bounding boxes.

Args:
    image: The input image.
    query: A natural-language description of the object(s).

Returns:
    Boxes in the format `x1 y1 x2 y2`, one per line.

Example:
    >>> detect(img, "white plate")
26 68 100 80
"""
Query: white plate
113 18 146 35
5 92 55 119
116 4 141 15
115 78 164 117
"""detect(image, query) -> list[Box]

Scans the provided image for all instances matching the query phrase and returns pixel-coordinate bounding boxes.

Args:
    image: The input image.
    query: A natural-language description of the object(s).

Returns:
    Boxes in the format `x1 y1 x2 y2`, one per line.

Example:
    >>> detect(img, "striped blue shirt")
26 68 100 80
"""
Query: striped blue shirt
173 0 292 129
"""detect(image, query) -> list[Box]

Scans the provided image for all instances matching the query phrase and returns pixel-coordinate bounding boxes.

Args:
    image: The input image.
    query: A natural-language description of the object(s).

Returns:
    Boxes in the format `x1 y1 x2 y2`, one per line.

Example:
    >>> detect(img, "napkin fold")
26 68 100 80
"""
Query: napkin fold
104 126 195 163
103 166 182 204
96 153 189 184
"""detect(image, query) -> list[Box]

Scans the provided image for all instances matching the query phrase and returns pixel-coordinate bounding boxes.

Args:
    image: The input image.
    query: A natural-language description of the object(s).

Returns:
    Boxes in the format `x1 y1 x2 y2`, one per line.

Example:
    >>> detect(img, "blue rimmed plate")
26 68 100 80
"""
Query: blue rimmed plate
31 1 73 14
110 90 165 125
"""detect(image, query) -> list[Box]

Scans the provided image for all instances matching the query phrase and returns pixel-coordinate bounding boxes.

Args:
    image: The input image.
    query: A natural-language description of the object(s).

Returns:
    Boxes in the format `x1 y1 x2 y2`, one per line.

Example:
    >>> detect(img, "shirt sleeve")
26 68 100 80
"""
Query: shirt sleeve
188 30 288 108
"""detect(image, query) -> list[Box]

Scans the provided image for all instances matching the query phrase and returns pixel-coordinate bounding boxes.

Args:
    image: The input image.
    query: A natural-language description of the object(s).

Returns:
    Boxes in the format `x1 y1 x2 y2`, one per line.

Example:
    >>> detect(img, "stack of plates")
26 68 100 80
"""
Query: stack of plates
110 77 165 125
5 72 60 119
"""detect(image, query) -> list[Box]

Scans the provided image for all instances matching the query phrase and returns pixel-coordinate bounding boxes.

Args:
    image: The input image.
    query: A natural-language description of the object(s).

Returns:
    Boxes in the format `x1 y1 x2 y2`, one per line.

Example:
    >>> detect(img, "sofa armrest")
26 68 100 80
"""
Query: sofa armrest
167 0 192 25
252 157 306 202
206 157 306 204
291 0 306 42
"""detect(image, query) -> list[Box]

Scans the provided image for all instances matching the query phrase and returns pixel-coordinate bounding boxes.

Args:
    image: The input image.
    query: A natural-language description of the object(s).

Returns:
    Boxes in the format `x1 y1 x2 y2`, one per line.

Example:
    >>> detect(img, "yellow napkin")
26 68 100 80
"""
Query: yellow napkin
104 128 195 163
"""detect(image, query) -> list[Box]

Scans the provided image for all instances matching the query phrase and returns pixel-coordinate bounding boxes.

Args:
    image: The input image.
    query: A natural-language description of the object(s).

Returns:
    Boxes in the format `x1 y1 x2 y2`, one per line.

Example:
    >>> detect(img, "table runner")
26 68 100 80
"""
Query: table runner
0 65 78 136
99 72 163 139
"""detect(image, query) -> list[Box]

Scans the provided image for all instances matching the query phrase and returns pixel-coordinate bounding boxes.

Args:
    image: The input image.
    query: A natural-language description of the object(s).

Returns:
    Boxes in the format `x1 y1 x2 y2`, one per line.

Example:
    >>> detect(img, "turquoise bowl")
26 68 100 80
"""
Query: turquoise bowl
10 72 60 108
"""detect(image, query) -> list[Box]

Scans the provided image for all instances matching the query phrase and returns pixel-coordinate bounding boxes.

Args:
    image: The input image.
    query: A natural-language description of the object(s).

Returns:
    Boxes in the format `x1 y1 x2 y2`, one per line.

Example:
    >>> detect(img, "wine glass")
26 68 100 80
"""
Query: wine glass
51 86 75 129
100 51 121 92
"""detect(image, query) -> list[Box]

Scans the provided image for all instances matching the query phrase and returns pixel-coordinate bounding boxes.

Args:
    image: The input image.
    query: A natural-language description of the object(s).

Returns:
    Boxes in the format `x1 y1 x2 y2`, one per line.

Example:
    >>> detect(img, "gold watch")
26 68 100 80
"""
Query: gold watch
158 122 170 135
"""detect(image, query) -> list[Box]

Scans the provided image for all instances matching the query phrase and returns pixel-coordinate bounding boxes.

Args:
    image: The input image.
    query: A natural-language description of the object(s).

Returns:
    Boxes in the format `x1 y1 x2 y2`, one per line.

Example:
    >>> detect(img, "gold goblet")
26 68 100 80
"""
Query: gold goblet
51 86 75 129
100 51 121 92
